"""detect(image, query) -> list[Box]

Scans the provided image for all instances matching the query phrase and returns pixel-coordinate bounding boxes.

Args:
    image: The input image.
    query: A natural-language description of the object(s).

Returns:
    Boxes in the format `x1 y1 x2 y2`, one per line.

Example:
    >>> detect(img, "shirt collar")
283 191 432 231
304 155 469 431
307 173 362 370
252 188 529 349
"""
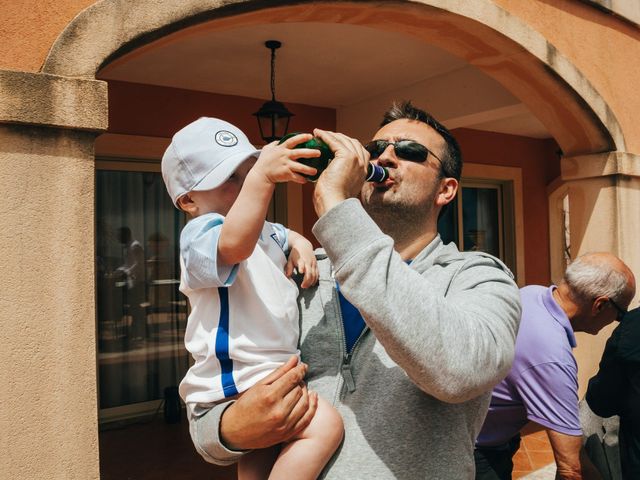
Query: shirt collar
542 285 577 348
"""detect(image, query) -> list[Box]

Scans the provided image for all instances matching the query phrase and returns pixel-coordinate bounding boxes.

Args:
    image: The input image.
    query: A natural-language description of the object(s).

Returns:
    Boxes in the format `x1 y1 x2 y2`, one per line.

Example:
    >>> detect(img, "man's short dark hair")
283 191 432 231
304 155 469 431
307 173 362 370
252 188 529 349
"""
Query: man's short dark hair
380 101 462 181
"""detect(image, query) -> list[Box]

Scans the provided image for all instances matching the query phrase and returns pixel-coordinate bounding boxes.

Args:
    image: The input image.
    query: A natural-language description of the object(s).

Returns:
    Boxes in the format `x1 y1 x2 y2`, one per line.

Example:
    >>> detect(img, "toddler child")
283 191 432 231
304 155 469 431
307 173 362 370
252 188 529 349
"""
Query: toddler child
161 118 343 480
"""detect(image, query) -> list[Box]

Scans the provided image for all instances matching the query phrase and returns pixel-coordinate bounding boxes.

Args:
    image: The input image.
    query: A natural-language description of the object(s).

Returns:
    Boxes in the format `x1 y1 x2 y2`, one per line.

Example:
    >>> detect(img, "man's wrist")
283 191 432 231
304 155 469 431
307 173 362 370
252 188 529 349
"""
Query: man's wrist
219 401 244 451
314 191 348 218
189 400 246 465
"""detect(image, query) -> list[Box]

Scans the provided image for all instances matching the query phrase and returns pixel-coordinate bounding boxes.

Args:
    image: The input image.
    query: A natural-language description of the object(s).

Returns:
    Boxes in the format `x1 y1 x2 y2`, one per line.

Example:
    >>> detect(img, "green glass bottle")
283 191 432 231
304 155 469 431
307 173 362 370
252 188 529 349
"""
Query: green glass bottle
279 132 331 182
279 132 388 183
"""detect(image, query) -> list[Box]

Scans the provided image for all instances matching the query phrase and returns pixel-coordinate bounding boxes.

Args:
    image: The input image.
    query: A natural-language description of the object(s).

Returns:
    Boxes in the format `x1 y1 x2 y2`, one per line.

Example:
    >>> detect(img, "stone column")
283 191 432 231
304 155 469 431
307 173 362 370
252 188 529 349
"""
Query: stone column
0 70 107 479
562 151 640 395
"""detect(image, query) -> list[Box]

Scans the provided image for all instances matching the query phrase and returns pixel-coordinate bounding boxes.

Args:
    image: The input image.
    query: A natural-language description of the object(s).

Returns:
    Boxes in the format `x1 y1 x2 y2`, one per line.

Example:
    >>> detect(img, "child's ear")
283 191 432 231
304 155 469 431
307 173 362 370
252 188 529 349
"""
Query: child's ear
177 194 198 216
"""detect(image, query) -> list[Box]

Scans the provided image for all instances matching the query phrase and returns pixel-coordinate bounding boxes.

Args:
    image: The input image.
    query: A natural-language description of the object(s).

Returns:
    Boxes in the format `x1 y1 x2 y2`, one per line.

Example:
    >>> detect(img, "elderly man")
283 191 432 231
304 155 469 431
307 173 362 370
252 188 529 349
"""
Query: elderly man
475 253 636 480
188 102 522 479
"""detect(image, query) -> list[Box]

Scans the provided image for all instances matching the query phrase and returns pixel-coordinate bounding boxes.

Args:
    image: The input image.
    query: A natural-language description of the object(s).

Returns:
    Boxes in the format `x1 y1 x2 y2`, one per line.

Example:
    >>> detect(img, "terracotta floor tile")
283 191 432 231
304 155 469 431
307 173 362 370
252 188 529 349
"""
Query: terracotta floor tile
522 434 552 452
513 448 533 471
528 449 556 469
486 427 555 478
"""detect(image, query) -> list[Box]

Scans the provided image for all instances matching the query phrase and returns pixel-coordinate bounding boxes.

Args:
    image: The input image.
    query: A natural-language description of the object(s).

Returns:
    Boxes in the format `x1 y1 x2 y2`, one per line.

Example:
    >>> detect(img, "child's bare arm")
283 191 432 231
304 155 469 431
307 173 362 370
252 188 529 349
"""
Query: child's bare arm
218 134 319 266
285 231 318 288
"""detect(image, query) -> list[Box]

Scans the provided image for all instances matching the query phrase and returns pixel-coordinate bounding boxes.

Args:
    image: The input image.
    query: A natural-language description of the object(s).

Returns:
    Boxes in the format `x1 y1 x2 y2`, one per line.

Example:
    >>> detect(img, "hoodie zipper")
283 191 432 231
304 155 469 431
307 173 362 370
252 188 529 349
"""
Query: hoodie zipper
331 270 368 399
341 327 367 394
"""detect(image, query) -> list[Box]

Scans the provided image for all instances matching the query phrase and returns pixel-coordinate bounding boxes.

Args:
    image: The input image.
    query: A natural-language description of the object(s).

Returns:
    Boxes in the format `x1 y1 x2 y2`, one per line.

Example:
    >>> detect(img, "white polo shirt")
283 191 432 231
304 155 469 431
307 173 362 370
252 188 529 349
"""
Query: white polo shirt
178 213 300 407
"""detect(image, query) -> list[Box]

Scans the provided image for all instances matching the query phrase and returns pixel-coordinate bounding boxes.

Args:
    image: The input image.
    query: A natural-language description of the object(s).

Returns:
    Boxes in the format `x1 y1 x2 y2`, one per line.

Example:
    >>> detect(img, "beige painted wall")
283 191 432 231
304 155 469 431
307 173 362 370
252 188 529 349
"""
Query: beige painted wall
0 125 100 479
494 0 640 153
0 0 95 72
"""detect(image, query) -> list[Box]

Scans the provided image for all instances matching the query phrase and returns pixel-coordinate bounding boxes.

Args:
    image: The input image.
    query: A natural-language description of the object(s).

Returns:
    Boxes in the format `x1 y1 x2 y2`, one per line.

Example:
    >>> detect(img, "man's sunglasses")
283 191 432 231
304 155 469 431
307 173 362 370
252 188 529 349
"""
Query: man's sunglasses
608 298 627 322
364 139 442 164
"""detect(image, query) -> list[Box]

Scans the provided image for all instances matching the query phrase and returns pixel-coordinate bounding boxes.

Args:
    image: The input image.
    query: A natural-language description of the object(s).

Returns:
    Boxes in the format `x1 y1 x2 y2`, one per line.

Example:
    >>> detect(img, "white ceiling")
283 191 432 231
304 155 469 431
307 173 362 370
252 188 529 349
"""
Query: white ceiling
98 22 551 139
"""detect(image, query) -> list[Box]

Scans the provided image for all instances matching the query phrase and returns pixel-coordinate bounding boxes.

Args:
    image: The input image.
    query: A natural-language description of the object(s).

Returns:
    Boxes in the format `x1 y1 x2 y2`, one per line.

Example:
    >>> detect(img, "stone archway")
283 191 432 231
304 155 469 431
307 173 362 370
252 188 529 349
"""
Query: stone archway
41 0 626 157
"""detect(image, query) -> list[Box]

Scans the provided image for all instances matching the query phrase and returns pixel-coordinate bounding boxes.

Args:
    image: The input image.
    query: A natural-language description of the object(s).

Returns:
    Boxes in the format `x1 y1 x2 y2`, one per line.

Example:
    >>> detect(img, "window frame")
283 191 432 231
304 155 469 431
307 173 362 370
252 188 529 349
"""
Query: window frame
460 163 525 286
547 177 570 285
458 180 505 260
95 157 190 425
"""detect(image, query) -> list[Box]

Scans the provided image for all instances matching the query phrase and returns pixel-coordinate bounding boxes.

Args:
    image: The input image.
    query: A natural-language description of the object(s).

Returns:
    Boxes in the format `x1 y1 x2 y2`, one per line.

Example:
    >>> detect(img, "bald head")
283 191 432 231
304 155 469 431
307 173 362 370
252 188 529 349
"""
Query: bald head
563 252 636 307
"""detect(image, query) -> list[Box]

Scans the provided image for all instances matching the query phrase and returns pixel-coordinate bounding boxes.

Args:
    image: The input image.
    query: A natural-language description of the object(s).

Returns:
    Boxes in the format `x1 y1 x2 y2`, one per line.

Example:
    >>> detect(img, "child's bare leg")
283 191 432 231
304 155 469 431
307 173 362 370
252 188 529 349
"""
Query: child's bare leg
237 445 280 480
268 396 343 480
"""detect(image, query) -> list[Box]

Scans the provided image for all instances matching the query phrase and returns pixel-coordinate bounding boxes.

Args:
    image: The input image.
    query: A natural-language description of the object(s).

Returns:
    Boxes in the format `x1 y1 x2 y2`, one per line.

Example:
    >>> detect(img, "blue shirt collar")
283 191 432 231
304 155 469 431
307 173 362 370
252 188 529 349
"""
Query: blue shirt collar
542 285 577 348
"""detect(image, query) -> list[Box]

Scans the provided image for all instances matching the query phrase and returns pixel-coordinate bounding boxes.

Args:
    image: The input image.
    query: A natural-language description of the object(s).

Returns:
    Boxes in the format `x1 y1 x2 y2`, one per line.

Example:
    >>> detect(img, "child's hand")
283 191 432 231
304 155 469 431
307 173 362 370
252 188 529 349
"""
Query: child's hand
252 133 321 185
285 236 318 288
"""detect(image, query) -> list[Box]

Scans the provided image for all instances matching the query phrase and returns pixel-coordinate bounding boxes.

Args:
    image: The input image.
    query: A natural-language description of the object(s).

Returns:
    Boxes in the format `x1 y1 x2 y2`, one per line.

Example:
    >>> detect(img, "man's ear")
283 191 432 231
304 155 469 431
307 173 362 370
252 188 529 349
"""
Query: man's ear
177 193 198 216
592 296 608 316
436 177 459 208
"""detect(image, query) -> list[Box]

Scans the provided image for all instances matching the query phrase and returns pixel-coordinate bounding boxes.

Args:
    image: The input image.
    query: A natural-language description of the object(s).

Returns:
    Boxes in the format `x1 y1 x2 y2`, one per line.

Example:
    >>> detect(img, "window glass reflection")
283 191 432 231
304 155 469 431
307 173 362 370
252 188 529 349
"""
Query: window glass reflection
462 187 500 257
96 170 188 412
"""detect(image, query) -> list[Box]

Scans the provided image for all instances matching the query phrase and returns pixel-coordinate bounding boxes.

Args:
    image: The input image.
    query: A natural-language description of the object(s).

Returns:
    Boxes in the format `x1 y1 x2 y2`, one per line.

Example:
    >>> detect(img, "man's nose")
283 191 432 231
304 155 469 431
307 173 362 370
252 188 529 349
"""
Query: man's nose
377 145 398 168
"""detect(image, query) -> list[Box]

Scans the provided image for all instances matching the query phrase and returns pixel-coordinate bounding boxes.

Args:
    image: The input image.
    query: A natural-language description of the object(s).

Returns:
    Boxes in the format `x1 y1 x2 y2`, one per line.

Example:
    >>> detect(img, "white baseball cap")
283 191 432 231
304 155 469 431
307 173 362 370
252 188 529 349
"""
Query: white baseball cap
161 117 260 206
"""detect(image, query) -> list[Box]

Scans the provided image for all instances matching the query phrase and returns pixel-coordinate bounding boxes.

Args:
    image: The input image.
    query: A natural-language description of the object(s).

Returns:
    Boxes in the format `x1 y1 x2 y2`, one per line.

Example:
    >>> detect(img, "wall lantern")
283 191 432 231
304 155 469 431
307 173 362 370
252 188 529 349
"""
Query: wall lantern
253 40 294 143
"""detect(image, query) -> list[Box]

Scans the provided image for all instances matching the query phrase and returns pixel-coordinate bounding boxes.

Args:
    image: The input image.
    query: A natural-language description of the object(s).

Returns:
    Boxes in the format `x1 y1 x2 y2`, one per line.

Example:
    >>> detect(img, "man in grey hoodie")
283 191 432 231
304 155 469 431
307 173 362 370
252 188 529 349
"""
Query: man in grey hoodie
188 102 522 479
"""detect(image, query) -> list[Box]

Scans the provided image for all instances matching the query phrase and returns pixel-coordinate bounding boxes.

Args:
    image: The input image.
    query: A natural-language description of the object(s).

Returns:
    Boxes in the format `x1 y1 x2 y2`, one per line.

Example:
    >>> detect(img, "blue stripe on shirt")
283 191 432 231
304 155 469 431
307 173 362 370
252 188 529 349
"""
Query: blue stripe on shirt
215 287 238 397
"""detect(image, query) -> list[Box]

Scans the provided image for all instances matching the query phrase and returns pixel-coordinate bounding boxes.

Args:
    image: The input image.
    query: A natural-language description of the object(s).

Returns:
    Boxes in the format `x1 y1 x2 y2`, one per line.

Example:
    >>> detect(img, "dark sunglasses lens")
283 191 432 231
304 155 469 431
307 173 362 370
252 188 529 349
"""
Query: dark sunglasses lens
365 140 387 158
365 140 429 162
395 141 429 162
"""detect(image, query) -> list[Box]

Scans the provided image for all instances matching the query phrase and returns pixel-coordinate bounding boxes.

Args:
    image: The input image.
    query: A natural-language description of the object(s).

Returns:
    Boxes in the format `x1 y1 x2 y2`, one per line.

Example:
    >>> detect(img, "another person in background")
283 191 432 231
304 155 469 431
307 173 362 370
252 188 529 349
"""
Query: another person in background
584 304 640 479
116 226 146 343
475 252 636 480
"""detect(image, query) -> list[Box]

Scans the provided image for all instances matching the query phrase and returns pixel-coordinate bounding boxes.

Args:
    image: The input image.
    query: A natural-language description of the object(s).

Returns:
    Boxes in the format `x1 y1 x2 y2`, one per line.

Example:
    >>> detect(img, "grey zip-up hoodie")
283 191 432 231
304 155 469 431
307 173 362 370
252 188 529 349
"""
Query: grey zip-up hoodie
192 199 521 479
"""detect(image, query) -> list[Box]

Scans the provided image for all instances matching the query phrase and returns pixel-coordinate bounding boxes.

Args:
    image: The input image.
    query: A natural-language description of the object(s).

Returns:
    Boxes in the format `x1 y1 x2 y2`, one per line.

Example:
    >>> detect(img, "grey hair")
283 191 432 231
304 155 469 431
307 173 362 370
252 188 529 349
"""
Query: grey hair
563 254 629 304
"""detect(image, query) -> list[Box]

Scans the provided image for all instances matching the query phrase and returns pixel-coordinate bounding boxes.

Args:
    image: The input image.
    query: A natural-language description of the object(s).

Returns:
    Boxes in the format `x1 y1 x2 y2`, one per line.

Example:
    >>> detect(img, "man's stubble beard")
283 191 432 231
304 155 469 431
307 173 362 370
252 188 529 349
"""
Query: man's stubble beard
362 187 438 241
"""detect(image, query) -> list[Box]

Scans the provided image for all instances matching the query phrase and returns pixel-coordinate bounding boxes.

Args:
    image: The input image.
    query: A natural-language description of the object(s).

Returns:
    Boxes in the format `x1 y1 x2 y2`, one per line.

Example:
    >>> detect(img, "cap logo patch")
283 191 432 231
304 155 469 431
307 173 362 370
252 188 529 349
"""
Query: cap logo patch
215 130 238 147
